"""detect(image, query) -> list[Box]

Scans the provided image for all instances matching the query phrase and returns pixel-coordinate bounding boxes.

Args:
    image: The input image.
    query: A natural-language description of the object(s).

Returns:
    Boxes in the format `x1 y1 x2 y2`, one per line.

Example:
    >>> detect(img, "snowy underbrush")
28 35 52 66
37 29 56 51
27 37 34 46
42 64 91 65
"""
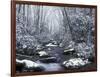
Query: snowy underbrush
16 35 38 49
63 41 95 63
75 42 95 60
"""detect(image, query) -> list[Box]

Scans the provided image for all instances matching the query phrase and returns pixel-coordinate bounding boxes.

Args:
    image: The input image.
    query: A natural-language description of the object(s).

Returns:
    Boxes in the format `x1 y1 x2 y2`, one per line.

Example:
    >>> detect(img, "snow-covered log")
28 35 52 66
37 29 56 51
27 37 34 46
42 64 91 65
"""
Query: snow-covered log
46 43 58 47
63 48 76 55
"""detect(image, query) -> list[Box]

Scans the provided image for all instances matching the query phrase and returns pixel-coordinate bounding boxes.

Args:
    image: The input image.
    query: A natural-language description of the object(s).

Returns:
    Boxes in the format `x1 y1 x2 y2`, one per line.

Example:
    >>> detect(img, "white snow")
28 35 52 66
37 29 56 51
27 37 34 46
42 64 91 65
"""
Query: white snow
64 48 74 52
63 58 90 68
23 44 27 48
38 51 48 57
22 60 40 68
46 43 57 47
16 59 23 63
16 59 40 68
69 48 74 51
63 61 67 65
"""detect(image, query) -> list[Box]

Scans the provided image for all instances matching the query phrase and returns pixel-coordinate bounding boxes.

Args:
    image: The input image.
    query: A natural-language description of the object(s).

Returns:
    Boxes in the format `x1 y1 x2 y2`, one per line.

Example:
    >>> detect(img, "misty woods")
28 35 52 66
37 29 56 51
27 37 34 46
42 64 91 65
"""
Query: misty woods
16 4 96 72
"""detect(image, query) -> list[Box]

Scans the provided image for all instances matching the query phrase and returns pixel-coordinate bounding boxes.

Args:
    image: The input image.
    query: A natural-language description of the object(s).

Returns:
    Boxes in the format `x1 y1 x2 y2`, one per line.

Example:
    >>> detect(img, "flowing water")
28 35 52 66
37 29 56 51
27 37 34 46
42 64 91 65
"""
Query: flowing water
36 61 65 72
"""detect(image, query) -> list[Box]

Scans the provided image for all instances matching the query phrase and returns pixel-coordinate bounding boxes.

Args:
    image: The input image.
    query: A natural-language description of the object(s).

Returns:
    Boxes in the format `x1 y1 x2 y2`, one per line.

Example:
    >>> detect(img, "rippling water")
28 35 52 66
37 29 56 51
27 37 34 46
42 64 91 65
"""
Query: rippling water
37 61 64 71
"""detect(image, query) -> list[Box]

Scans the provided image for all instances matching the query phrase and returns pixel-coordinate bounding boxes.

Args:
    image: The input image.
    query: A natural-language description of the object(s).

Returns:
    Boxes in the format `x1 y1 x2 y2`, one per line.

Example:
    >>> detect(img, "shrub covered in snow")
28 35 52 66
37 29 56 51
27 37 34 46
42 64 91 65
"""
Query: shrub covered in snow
75 42 95 60
16 36 38 49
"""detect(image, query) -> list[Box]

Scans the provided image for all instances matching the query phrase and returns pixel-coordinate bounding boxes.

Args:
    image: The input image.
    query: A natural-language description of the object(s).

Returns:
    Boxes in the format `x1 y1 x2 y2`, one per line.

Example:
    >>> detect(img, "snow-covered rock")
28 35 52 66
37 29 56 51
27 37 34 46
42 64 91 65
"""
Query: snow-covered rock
16 59 44 72
36 51 49 58
63 58 90 68
38 51 48 57
16 59 41 68
22 59 40 68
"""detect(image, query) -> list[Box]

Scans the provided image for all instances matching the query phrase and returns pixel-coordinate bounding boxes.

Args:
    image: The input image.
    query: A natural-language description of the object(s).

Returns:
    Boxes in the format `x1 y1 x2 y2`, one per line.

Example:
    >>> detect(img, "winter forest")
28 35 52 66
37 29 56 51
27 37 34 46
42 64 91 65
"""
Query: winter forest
16 4 96 73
